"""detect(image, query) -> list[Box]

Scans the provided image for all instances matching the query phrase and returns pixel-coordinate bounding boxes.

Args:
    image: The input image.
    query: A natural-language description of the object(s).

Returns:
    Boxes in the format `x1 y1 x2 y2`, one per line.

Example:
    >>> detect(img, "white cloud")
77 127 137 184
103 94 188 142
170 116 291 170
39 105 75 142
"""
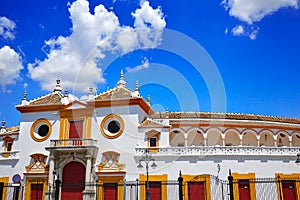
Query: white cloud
231 24 259 40
222 0 299 24
224 28 229 34
232 25 244 36
249 28 259 40
0 17 16 40
28 0 165 93
126 57 149 73
0 46 23 92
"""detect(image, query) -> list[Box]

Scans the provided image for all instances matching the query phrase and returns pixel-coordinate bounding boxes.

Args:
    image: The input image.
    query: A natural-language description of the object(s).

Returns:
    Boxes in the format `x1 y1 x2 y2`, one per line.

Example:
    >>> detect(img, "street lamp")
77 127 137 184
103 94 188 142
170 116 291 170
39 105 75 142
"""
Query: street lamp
137 149 157 200
296 153 300 165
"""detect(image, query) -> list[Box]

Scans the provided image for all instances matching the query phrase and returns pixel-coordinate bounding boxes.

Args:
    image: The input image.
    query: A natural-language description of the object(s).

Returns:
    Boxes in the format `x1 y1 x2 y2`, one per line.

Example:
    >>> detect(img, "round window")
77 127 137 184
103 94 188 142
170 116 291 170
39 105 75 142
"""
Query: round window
100 114 124 139
38 124 49 137
30 119 52 142
108 121 121 133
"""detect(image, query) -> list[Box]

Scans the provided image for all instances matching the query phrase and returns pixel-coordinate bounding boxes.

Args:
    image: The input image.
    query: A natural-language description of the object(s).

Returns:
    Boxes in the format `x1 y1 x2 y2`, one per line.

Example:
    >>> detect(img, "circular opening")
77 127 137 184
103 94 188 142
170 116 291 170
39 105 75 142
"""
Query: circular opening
108 120 120 134
38 124 49 137
100 114 124 139
31 119 52 142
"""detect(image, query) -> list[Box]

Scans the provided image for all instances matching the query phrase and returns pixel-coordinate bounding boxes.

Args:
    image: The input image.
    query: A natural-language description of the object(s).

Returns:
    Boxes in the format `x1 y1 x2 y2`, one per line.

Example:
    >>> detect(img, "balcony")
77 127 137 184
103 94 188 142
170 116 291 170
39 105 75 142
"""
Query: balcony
46 138 98 151
135 146 300 157
0 150 20 161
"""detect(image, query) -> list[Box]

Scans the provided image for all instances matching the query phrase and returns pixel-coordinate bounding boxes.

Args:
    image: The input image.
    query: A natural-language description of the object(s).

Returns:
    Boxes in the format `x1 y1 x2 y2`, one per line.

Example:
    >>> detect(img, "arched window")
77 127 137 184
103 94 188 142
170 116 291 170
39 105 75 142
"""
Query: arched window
276 132 289 147
169 130 185 147
259 130 275 147
206 128 223 146
224 129 240 146
187 129 204 146
242 130 257 146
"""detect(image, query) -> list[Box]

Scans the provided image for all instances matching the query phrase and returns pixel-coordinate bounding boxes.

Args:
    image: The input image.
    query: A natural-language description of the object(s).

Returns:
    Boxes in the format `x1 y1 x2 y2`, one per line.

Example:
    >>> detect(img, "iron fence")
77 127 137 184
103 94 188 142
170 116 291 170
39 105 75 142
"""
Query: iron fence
0 183 22 200
2 174 300 200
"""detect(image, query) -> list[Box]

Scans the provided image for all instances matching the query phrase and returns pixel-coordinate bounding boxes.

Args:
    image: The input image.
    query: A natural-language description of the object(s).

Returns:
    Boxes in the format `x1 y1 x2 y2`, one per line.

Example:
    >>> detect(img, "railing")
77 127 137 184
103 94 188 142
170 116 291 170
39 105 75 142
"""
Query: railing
136 146 300 157
0 150 20 160
49 139 97 148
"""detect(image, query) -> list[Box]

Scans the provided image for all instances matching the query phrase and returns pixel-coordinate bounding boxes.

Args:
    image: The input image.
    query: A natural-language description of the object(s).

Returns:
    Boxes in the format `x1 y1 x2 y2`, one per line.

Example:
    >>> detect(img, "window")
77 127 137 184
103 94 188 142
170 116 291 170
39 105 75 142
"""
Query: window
146 130 160 149
150 138 157 147
30 119 52 142
37 125 49 137
108 121 121 134
100 114 125 139
2 135 14 157
69 120 83 146
6 142 12 151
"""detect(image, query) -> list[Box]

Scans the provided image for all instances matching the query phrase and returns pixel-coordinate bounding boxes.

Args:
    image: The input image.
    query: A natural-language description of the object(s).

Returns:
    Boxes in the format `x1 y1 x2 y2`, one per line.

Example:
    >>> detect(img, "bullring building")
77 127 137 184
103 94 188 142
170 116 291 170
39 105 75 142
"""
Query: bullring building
1 72 300 200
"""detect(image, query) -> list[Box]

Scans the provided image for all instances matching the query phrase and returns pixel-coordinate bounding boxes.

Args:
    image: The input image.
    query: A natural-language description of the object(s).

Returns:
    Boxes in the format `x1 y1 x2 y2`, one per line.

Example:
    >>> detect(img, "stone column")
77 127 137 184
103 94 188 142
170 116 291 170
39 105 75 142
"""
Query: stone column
203 134 207 146
46 154 55 200
221 134 225 146
83 154 95 200
239 135 243 146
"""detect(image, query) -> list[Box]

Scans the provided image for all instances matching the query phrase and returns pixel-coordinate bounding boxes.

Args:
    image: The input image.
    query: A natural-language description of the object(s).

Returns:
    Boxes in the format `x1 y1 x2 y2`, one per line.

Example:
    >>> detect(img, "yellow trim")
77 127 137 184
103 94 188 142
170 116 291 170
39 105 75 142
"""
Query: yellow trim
275 173 300 200
30 118 52 142
0 177 9 200
182 174 211 200
24 177 48 200
232 173 256 200
86 115 92 138
98 176 124 200
100 114 125 139
139 174 168 200
59 117 66 139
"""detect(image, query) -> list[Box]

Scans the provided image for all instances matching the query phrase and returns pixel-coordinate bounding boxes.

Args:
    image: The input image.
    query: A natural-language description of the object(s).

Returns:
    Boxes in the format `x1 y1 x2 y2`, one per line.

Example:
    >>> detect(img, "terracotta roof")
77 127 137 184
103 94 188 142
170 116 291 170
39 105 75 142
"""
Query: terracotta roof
29 92 63 106
6 126 20 132
140 118 167 127
95 87 137 100
150 112 300 124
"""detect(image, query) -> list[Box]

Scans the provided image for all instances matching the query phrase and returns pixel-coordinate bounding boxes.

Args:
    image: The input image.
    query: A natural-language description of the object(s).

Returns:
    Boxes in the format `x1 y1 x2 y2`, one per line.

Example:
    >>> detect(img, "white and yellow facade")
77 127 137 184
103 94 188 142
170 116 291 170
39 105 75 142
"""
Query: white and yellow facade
1 72 300 200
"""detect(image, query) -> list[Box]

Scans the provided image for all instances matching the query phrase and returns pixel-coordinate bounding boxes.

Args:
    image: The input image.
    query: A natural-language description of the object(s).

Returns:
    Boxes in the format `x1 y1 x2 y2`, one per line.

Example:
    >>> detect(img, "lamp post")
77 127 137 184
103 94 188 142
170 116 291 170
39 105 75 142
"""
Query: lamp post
137 149 157 200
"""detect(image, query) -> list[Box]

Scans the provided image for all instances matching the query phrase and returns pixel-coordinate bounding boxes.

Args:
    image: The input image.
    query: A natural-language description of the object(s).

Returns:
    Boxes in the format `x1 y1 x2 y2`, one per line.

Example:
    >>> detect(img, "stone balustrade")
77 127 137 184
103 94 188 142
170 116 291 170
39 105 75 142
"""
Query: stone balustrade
0 150 20 160
49 139 97 148
136 146 300 157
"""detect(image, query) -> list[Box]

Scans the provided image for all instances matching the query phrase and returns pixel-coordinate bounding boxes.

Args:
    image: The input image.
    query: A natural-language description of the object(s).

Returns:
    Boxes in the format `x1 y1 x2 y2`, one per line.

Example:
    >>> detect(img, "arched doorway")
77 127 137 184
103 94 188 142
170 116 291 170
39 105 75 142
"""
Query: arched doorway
61 161 85 200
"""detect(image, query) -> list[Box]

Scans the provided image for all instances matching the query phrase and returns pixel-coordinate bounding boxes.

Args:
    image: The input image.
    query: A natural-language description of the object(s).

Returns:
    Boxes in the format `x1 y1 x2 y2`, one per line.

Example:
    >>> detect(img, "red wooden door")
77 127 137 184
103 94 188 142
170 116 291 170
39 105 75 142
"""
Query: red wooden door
30 184 43 200
188 182 205 200
69 120 83 145
61 161 85 200
103 183 118 200
238 180 251 200
282 181 296 200
149 182 161 200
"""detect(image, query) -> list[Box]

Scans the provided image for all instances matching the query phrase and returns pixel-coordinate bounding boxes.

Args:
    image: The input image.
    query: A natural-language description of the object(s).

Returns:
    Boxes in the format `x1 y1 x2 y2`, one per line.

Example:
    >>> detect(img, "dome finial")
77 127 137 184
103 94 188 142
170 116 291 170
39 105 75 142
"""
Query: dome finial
23 91 27 100
53 77 62 92
117 70 126 88
135 80 139 91
166 108 169 119
147 95 151 105
1 119 5 129
89 86 93 95
64 88 69 97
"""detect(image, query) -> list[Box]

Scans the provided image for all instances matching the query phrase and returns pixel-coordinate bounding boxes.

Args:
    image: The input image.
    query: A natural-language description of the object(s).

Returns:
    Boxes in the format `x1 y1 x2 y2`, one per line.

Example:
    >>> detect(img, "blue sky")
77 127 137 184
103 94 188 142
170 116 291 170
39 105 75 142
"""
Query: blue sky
0 0 300 127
